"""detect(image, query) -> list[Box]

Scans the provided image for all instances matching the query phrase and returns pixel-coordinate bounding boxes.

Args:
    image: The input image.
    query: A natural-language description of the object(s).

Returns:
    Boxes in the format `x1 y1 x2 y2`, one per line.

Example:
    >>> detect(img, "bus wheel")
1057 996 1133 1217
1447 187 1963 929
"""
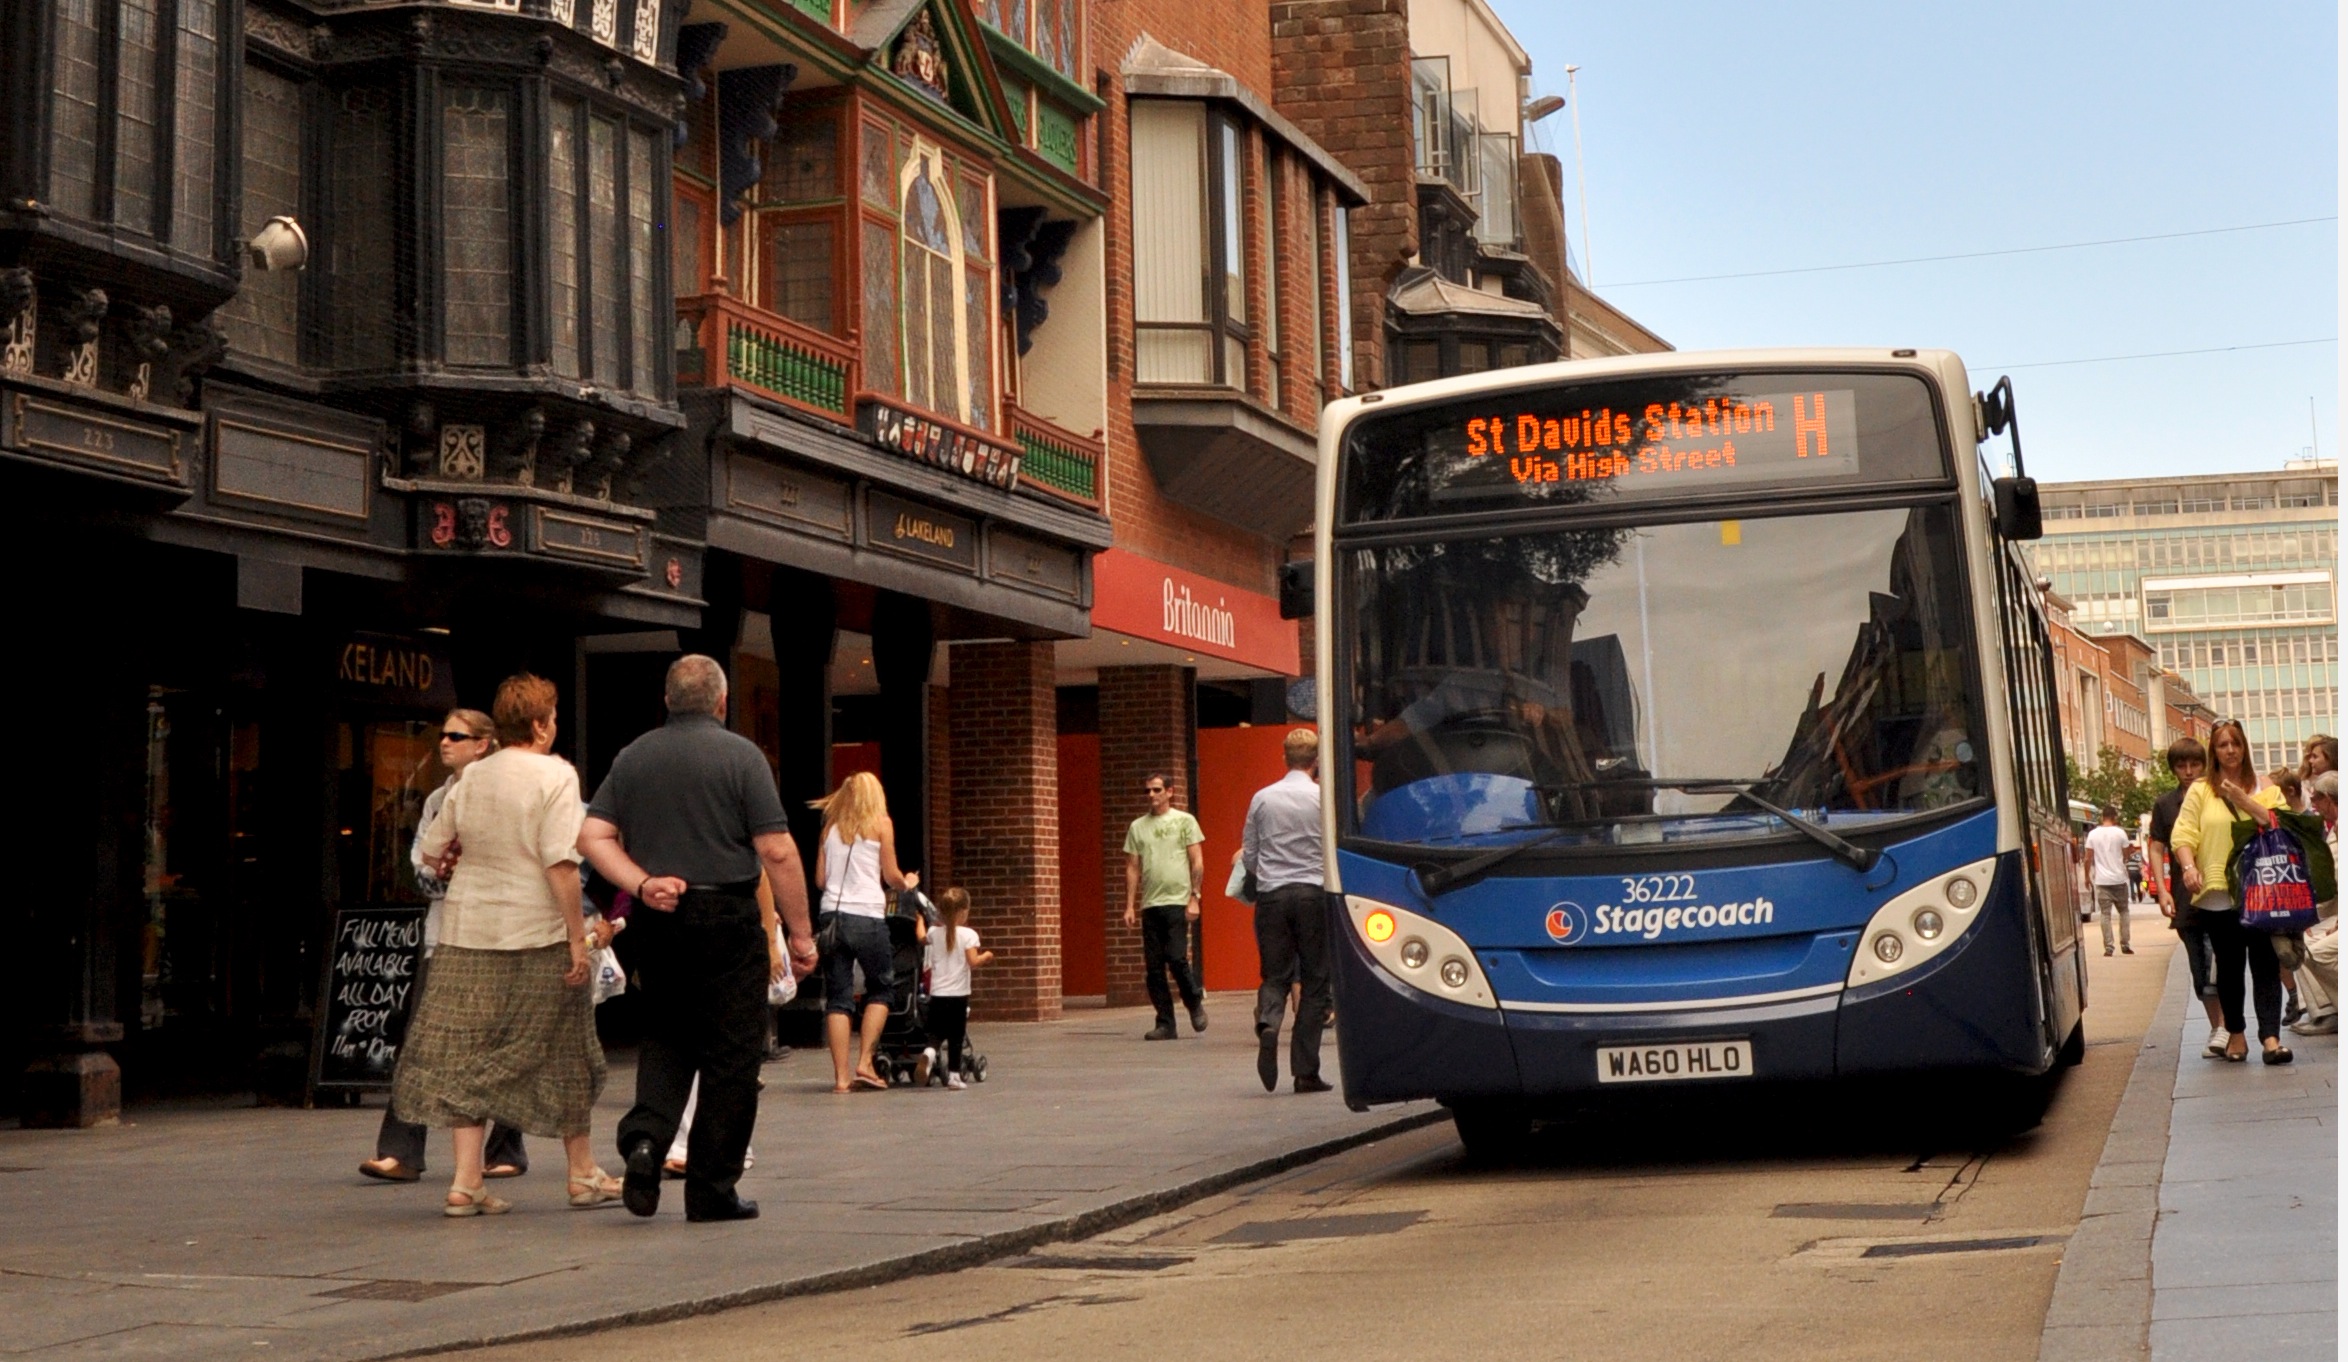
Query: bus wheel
2056 1019 2086 1067
1449 1101 1532 1165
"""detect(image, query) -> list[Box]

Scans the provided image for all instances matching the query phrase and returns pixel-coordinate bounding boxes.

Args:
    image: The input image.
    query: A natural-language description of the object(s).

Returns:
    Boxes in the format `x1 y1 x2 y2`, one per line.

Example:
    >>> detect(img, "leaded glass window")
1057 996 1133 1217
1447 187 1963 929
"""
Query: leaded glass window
898 155 963 417
220 63 304 365
860 122 895 209
674 193 703 294
628 126 660 393
588 118 623 387
548 98 583 378
114 0 162 231
443 86 514 367
170 0 221 257
329 87 397 370
49 0 102 220
762 118 839 204
765 221 834 330
860 218 897 395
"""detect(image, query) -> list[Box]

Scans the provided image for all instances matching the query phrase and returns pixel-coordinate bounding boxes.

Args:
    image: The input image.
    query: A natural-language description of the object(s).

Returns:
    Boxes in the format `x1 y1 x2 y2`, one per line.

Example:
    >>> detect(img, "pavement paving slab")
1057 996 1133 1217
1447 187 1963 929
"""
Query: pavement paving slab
0 994 1434 1362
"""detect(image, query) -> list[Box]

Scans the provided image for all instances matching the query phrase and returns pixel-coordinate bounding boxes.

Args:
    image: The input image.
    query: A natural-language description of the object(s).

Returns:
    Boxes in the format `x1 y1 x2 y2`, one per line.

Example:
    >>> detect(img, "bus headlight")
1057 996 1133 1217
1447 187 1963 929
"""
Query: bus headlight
1846 855 1999 989
1346 896 1497 1010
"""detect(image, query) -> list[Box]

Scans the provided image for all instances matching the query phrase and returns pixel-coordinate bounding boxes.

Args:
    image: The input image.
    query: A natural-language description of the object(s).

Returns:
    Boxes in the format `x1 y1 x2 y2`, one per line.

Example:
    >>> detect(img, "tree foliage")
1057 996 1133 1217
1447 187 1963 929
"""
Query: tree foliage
2064 745 2176 825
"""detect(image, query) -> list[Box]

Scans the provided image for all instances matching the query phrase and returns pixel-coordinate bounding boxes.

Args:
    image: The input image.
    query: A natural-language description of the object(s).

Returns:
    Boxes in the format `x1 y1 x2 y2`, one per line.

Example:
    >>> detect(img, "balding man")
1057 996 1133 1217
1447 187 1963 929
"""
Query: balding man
580 654 815 1222
1242 728 1333 1094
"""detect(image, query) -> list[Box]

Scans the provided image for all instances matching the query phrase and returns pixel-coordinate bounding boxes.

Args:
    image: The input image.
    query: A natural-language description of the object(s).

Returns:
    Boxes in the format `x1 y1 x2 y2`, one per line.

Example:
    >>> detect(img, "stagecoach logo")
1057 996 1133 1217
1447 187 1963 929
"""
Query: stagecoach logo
1543 901 1589 944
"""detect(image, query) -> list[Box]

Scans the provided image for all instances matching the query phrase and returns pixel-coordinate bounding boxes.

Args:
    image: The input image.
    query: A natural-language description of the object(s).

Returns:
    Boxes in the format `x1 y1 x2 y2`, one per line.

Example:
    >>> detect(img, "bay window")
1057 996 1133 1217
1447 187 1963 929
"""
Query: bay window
857 118 996 430
547 97 667 395
1131 101 1246 387
44 0 232 262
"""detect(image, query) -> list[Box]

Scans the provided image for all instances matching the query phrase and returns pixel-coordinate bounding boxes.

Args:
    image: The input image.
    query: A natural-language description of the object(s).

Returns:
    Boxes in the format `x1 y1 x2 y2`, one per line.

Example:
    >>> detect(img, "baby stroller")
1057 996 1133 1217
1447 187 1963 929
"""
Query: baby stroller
873 891 989 1085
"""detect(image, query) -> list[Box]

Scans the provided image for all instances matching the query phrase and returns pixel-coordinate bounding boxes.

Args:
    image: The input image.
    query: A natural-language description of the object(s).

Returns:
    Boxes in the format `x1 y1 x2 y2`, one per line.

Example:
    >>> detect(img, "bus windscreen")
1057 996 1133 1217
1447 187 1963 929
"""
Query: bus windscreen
1340 371 1948 523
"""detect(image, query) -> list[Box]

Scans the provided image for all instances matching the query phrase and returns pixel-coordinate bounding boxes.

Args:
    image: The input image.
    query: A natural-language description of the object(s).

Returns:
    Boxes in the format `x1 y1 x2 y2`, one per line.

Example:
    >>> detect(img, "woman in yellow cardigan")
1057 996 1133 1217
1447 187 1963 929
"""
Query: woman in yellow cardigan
2172 719 2293 1064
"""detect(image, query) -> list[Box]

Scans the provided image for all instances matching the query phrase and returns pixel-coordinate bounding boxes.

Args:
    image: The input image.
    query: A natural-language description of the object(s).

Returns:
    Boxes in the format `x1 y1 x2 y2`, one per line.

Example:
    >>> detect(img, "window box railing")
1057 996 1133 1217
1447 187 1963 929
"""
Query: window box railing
1007 402 1105 509
675 292 858 421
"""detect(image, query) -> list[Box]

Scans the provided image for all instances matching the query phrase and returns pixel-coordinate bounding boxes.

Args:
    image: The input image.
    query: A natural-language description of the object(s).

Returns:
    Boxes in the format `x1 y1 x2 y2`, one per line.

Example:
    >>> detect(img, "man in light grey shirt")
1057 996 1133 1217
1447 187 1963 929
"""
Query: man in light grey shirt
1243 728 1332 1094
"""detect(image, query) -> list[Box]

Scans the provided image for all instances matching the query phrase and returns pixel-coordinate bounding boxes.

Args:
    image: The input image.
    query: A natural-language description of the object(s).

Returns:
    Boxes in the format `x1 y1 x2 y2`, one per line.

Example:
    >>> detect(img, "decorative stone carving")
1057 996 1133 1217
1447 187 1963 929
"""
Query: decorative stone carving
0 267 33 377
456 496 495 549
892 10 948 100
579 427 632 498
402 401 439 477
488 407 546 483
58 287 108 388
716 64 794 225
539 418 595 492
155 319 226 406
124 304 175 403
630 0 659 62
617 435 671 501
439 424 488 479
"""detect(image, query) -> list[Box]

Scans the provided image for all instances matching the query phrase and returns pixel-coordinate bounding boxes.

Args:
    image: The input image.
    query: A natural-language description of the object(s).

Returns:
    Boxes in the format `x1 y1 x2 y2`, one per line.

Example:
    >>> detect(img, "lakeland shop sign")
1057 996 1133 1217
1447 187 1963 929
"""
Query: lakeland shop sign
1091 548 1300 675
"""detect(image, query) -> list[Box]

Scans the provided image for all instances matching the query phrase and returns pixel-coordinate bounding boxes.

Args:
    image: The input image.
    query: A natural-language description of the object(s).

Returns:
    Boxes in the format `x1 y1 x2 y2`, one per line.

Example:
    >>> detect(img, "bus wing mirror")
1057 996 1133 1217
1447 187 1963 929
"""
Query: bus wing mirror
1279 560 1315 619
1994 476 2043 541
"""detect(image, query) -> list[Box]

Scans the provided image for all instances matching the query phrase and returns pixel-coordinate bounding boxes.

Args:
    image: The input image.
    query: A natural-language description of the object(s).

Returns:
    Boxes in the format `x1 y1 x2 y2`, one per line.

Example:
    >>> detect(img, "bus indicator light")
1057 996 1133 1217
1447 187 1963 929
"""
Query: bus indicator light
1364 910 1397 944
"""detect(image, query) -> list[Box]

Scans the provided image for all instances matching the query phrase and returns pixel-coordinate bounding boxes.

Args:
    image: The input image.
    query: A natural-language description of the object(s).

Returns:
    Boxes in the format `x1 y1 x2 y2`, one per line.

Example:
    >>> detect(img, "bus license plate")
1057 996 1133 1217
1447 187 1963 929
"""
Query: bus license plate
1596 1040 1753 1084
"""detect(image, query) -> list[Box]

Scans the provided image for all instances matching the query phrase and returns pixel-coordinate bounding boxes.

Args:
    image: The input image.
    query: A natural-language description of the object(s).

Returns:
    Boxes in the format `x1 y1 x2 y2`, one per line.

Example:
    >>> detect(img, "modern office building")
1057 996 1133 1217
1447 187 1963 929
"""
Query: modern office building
2028 462 2338 771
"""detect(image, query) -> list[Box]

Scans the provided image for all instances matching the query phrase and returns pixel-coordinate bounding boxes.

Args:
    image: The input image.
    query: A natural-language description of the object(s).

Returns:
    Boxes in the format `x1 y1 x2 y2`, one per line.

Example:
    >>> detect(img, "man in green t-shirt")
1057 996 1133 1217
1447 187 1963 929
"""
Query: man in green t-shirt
1123 773 1208 1040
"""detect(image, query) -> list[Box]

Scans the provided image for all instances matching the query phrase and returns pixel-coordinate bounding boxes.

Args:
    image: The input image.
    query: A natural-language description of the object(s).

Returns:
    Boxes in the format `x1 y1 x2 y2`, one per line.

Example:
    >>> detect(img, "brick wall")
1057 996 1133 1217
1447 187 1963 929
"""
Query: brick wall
948 642 1061 1021
927 682 952 896
1093 0 1286 596
1097 664 1197 1007
1271 0 1415 391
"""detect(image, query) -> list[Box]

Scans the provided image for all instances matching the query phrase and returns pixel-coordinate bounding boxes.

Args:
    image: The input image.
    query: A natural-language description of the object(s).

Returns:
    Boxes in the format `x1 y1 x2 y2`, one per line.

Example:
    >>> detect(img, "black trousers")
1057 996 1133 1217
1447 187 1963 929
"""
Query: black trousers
1141 903 1203 1025
1253 885 1332 1081
376 953 526 1173
926 995 970 1072
2207 909 2284 1040
616 890 767 1213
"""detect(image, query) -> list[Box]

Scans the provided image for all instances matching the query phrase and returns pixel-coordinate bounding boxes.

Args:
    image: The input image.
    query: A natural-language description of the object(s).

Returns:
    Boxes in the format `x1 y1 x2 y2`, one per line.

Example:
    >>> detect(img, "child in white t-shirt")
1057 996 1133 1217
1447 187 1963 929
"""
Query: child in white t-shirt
917 888 993 1089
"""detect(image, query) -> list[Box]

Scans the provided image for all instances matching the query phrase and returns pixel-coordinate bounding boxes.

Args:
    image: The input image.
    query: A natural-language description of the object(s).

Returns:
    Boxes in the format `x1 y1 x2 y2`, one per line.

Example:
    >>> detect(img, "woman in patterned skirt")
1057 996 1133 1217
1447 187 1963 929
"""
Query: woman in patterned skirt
393 673 616 1216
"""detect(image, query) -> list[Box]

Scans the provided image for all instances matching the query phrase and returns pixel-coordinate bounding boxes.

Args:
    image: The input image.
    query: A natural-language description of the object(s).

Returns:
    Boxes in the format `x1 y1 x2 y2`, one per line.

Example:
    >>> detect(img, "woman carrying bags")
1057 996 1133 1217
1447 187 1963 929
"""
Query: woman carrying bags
2171 719 2294 1065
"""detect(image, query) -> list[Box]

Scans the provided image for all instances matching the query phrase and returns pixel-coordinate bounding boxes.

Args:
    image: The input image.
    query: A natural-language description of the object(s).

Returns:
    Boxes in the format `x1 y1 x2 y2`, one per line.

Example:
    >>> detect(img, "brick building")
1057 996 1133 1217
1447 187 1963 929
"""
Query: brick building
2043 585 2212 781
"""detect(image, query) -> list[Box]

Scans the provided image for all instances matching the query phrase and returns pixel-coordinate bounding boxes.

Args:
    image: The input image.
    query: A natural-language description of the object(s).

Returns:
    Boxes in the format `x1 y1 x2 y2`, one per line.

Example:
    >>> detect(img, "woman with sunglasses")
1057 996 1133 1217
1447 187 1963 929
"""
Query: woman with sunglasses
2172 719 2294 1064
360 709 530 1182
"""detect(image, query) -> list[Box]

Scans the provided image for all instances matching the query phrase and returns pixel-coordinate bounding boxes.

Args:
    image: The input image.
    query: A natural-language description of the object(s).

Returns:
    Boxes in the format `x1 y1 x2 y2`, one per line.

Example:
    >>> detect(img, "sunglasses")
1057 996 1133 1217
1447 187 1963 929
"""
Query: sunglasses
441 730 484 743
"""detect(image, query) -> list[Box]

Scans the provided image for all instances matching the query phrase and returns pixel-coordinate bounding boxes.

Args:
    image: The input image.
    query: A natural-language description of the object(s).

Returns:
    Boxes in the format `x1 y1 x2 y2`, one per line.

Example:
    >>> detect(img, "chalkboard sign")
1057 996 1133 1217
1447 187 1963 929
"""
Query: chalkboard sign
310 904 429 1095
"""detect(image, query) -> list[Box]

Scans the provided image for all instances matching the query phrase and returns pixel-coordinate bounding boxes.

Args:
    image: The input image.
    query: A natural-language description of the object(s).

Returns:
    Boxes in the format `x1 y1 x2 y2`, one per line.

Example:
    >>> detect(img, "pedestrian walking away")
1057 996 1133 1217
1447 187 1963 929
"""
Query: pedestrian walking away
1123 773 1207 1040
579 654 816 1223
919 887 993 1089
391 676 614 1217
2148 737 2226 1055
360 708 530 1186
809 770 919 1093
2171 719 2294 1065
1244 727 1334 1094
2083 806 2134 955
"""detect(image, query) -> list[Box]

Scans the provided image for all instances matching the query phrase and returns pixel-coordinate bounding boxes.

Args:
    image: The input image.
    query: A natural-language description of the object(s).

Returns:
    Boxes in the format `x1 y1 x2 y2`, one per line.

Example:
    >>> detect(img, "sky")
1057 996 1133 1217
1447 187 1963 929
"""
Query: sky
1488 1 2339 483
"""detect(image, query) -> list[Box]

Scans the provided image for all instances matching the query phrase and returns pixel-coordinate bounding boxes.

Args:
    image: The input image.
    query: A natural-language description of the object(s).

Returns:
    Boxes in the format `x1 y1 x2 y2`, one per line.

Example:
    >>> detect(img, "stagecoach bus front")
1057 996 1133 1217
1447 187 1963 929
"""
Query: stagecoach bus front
1319 352 2059 1119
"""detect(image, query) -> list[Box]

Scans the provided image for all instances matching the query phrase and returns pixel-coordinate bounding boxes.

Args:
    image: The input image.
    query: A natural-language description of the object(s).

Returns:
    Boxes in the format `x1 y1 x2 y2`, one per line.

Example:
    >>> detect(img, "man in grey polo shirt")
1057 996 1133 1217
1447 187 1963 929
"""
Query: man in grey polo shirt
1243 727 1332 1094
580 654 815 1222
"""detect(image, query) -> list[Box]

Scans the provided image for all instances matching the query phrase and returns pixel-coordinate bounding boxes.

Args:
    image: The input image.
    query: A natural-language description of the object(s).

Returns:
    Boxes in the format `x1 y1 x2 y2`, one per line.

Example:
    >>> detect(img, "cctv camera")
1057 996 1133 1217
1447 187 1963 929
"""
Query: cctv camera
247 216 309 272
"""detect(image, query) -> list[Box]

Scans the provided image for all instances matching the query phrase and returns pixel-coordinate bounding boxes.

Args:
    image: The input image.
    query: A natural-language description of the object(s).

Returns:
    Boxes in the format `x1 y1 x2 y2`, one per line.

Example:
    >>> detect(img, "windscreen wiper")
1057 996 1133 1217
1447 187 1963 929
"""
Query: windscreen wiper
1540 777 1882 873
1415 823 1587 897
1679 780 1880 873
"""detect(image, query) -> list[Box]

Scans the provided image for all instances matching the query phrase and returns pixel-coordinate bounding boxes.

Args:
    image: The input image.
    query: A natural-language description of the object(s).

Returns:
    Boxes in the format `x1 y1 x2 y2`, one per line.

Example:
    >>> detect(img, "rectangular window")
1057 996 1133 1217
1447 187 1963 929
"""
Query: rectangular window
1333 205 1354 392
443 86 514 367
764 219 834 329
220 63 303 365
673 191 704 296
1262 153 1282 409
628 126 660 394
763 116 839 204
172 0 221 257
548 98 582 377
1304 186 1324 406
589 117 623 386
1214 116 1246 385
115 0 162 231
51 0 102 220
1131 101 1209 383
329 87 397 369
861 218 898 395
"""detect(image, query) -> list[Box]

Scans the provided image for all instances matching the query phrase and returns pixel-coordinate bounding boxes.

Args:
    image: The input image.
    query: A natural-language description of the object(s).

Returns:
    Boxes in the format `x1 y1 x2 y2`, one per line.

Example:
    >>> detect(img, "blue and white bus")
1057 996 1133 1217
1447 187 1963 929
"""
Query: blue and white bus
1305 350 2083 1154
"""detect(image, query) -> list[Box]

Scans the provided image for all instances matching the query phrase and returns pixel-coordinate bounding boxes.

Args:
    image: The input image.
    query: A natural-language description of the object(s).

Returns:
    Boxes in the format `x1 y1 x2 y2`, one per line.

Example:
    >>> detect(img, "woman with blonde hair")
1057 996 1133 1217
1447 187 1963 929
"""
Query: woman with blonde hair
810 770 918 1093
2172 718 2293 1064
393 675 617 1214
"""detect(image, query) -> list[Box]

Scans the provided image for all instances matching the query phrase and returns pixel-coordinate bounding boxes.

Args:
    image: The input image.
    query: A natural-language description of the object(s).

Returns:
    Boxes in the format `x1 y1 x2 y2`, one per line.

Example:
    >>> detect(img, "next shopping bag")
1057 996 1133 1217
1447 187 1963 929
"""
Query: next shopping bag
2231 809 2333 934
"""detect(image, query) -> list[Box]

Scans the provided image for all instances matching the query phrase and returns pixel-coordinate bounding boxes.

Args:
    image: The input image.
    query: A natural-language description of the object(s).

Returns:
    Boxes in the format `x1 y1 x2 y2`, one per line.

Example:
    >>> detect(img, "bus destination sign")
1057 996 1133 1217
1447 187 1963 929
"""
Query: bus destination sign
1444 389 1860 498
